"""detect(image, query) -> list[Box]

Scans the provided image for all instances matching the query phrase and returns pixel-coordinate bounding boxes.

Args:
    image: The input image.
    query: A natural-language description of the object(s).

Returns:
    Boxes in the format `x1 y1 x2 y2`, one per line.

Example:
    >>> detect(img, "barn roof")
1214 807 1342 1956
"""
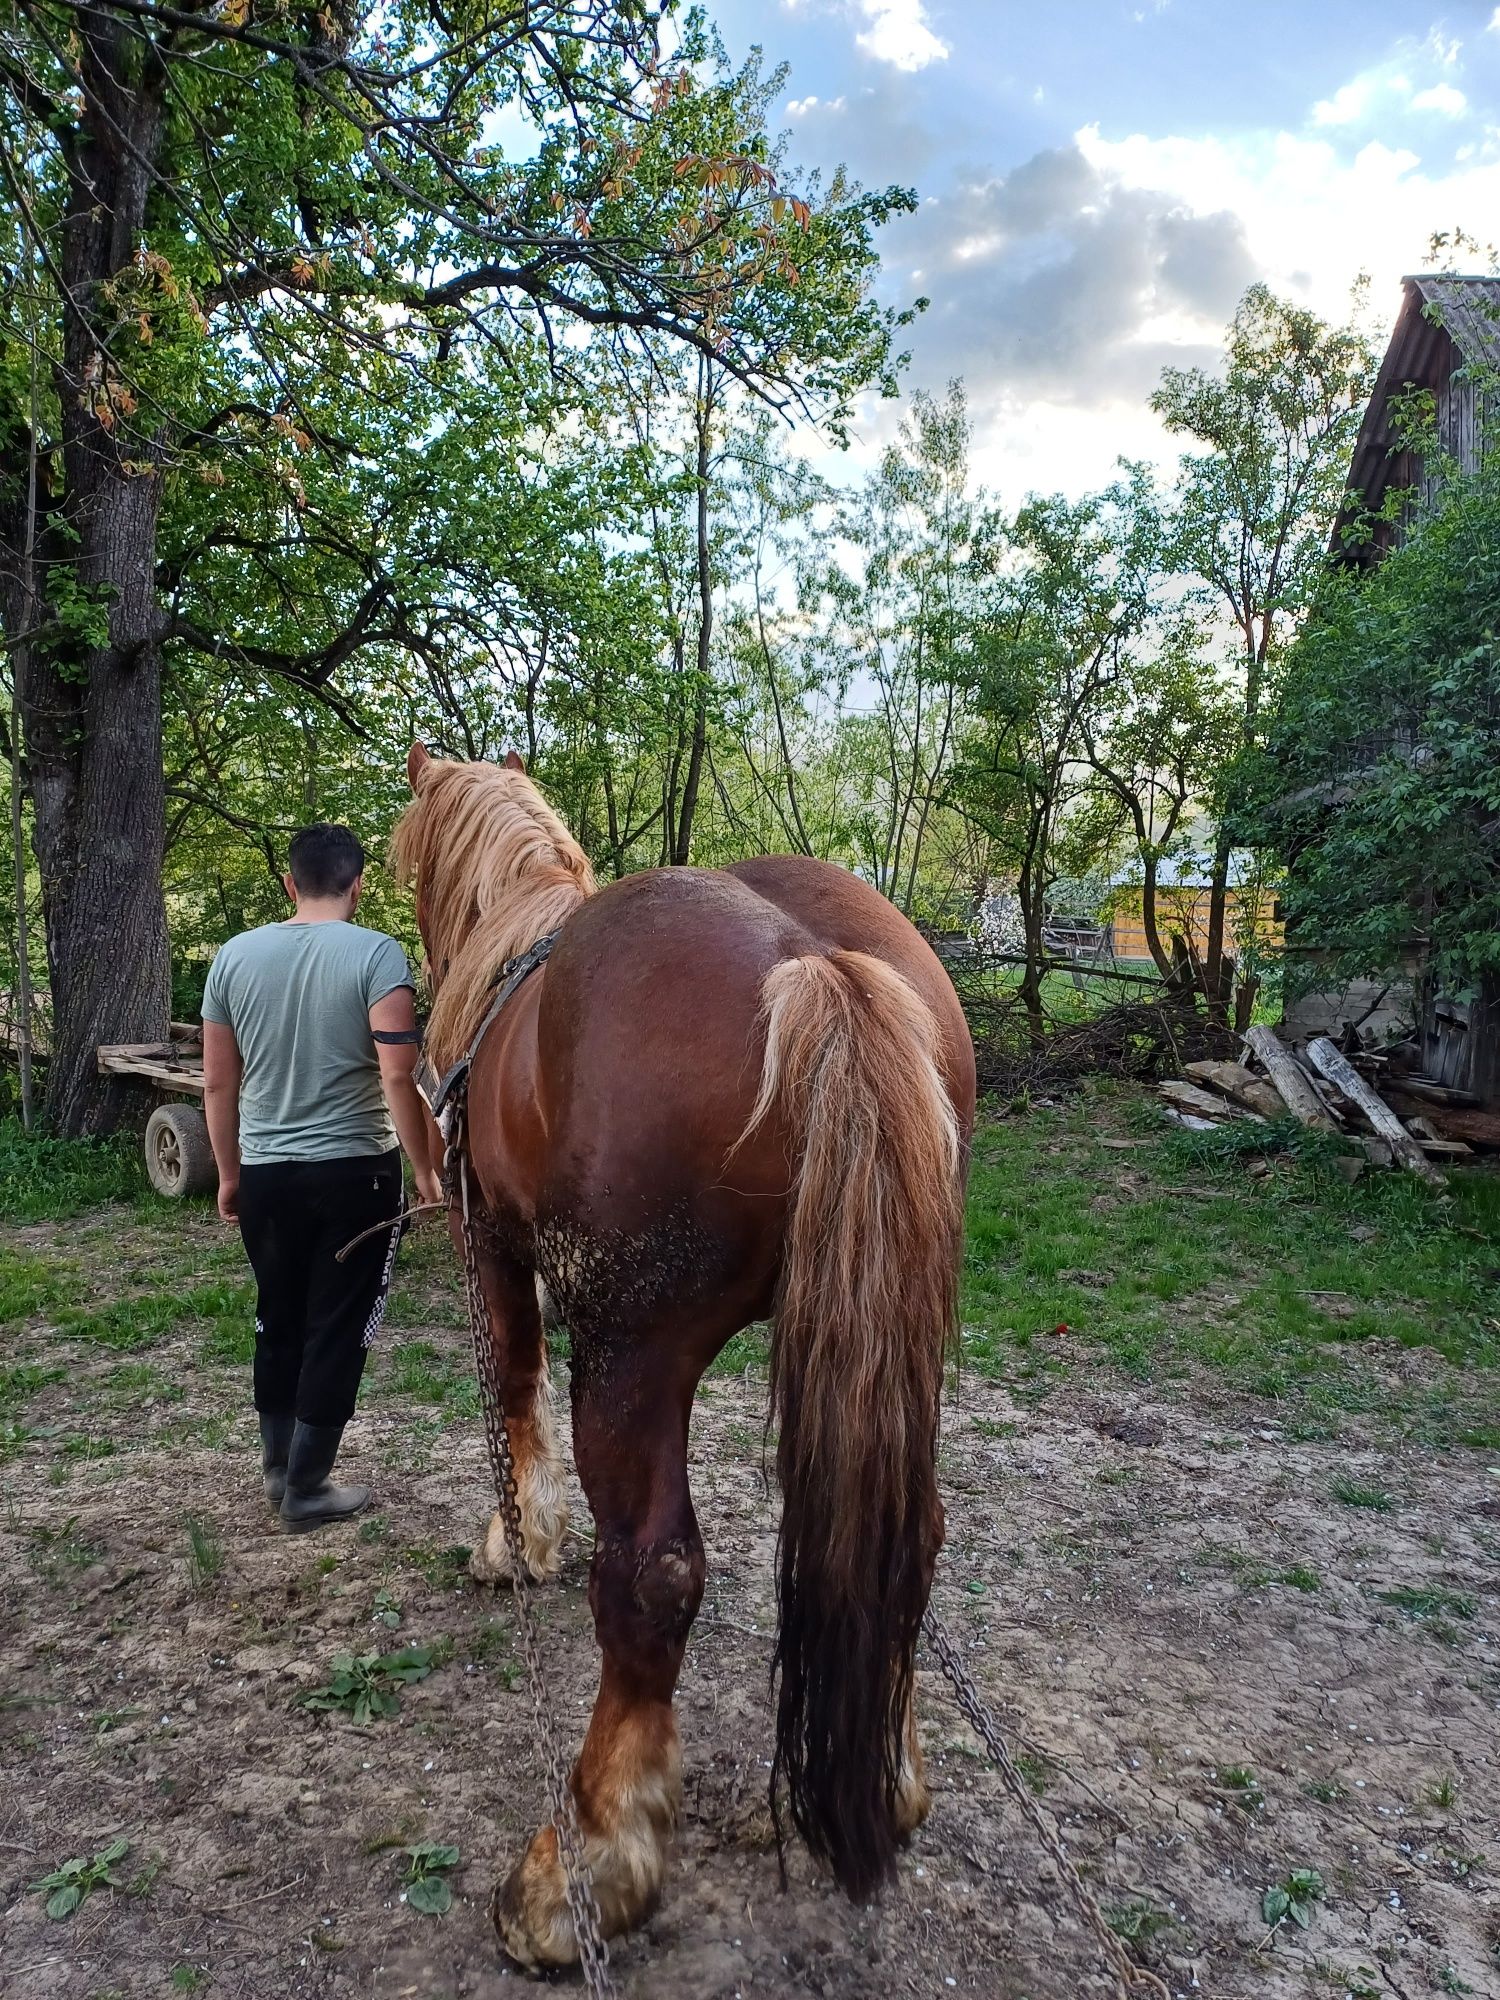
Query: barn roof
1342 273 1500 523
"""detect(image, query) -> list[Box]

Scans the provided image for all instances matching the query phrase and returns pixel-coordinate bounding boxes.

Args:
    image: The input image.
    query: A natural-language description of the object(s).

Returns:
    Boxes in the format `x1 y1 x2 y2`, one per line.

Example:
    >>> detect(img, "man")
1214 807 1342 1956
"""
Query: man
202 823 444 1531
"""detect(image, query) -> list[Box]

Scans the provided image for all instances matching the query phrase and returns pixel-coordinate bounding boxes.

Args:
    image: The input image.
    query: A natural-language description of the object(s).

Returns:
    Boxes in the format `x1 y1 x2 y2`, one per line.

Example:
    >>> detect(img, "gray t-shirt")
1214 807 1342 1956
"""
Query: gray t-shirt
201 921 413 1165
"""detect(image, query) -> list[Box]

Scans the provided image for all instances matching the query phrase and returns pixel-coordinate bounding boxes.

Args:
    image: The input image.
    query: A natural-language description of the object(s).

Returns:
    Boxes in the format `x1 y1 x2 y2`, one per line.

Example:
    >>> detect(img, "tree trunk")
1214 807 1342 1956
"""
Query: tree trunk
1201 826 1232 1022
25 474 171 1134
1139 855 1174 983
15 16 172 1133
671 363 714 867
1016 830 1047 1048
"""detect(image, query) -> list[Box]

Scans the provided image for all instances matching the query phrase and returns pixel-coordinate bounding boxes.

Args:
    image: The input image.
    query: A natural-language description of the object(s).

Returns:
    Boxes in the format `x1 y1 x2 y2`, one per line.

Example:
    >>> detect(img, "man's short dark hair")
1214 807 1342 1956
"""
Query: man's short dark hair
288 824 365 898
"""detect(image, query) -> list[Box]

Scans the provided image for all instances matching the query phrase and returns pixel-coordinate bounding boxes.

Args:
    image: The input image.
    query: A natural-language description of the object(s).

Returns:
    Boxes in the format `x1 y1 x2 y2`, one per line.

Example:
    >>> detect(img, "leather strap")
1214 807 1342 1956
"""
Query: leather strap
431 928 561 1117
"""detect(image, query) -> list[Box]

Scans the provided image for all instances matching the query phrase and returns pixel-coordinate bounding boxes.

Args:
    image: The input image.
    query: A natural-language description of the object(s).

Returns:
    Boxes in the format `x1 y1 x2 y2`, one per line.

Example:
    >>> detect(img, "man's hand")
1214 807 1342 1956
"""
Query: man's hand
217 1177 240 1224
415 1167 444 1209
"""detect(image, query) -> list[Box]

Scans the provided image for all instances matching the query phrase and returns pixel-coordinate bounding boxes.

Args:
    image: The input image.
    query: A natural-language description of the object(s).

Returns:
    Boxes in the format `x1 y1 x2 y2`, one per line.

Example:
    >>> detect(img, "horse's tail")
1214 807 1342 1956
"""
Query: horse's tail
744 948 963 1901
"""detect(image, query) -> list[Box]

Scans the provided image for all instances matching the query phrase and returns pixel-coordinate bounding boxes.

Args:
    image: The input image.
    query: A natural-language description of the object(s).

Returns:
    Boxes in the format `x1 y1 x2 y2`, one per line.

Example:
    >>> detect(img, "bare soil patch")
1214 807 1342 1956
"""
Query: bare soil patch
1 1207 1497 2000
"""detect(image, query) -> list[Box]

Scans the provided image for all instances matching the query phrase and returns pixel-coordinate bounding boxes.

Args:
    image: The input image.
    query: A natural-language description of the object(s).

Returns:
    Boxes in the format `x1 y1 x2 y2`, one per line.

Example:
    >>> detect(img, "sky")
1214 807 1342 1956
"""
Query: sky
708 0 1500 500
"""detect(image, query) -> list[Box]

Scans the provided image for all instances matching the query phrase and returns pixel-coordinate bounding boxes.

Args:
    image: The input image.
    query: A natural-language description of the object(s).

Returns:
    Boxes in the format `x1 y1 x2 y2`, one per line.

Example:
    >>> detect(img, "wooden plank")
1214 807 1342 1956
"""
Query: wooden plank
1243 1027 1336 1130
1378 1074 1481 1109
1159 1079 1264 1124
1306 1036 1444 1184
1183 1060 1285 1121
97 1044 205 1096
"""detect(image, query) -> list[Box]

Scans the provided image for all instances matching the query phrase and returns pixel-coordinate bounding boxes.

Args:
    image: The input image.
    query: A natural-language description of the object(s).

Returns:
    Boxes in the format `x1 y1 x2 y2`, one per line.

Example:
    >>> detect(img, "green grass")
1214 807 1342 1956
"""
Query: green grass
1376 1585 1477 1623
0 1247 76 1327
706 1324 770 1376
1331 1477 1394 1512
0 1118 145 1221
378 1339 480 1415
0 1360 66 1415
53 1278 255 1356
959 1082 1500 1441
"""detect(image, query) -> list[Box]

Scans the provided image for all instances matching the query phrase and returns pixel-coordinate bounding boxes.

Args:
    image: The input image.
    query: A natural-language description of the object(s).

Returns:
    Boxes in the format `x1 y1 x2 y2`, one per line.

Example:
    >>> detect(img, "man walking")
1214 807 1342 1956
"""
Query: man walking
202 823 444 1530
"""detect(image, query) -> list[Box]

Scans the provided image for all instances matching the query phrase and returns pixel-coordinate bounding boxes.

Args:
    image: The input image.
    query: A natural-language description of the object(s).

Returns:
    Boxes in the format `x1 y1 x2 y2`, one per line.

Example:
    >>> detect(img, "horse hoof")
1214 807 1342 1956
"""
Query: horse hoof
492 1831 576 1969
470 1512 561 1589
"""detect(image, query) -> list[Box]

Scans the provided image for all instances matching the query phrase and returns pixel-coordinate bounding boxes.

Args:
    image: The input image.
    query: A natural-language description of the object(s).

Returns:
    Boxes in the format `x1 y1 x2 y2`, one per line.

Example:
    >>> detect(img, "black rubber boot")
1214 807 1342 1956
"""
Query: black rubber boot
259 1411 295 1510
279 1421 370 1532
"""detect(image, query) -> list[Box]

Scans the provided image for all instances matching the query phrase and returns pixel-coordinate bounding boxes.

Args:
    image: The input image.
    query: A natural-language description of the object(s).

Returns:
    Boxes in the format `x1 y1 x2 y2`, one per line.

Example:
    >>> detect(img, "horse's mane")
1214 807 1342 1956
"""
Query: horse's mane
389 758 595 1068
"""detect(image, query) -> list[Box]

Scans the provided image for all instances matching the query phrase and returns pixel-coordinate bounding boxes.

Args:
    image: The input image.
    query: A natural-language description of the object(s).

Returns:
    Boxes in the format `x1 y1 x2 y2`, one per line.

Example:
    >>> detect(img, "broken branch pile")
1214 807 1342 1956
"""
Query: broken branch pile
1157 1025 1496 1183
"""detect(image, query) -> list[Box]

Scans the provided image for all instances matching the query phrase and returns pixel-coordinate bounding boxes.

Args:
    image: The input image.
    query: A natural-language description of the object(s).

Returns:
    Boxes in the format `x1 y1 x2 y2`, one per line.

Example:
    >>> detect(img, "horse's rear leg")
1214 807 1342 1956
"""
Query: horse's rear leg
462 1240 569 1586
493 1356 703 1967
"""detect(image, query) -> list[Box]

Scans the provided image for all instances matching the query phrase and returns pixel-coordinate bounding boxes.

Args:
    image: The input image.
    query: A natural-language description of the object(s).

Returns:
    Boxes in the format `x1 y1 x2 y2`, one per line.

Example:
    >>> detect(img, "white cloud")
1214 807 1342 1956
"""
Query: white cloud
1489 6 1500 30
1312 78 1376 126
1309 35 1474 129
1077 120 1500 333
1410 82 1468 115
854 0 948 71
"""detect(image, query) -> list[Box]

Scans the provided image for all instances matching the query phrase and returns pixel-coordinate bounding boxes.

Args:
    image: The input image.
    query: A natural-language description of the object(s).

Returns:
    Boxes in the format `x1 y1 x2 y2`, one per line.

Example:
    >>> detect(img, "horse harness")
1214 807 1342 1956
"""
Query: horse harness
431 926 562 1121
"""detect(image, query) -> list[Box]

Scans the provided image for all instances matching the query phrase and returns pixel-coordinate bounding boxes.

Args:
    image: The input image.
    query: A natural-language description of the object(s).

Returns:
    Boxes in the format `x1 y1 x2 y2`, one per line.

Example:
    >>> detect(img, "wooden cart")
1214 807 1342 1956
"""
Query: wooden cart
97 1025 217 1199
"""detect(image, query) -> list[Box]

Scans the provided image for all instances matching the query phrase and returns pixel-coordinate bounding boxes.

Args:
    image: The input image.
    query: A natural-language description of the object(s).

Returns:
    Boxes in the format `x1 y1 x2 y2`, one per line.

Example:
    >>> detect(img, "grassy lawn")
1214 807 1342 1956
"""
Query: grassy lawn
960 1081 1500 1446
3 1088 1498 1452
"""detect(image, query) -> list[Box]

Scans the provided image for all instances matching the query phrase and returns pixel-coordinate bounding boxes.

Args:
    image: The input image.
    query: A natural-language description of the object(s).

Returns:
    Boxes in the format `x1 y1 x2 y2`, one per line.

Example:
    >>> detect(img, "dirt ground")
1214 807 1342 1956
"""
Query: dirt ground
2 1206 1498 2000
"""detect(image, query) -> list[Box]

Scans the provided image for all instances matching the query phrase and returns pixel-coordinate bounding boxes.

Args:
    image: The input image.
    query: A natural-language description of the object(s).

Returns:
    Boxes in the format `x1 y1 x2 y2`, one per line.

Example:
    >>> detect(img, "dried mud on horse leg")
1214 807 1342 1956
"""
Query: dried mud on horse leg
1 1217 1497 1998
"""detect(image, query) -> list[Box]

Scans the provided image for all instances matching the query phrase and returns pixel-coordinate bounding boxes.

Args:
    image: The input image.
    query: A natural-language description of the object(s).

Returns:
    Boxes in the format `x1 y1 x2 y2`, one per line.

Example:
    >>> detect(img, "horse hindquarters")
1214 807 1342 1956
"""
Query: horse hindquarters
749 950 964 1900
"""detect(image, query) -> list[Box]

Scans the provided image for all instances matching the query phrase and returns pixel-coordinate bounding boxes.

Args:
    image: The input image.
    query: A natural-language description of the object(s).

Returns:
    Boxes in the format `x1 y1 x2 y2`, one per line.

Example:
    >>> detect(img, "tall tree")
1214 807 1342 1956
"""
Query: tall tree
0 4 913 1128
1151 283 1375 1011
954 484 1155 1039
1077 617 1233 982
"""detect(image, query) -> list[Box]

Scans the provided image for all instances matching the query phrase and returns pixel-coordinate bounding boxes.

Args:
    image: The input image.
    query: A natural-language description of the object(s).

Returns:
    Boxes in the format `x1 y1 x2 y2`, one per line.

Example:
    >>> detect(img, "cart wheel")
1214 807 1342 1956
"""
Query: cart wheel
145 1104 218 1200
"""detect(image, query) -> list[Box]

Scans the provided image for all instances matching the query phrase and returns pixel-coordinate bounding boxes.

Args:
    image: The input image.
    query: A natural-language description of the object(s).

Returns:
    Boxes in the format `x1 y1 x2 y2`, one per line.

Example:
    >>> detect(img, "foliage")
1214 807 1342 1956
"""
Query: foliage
298 1645 437 1724
400 1842 460 1917
1261 1866 1324 1934
0 1119 144 1221
1329 1477 1393 1512
1 0 916 1129
1104 1898 1178 1946
185 1515 224 1591
1150 284 1376 1000
1244 451 1500 1000
31 1837 130 1920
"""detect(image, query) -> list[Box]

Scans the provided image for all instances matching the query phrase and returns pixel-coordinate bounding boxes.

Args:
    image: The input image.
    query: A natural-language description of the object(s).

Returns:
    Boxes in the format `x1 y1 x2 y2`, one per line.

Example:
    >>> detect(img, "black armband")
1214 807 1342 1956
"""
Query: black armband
372 1027 424 1046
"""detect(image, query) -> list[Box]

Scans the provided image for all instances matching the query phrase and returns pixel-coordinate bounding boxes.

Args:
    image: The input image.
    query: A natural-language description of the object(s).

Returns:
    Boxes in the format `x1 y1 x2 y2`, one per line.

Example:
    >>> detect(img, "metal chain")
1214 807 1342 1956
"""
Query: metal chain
450 1109 614 1998
921 1608 1171 2000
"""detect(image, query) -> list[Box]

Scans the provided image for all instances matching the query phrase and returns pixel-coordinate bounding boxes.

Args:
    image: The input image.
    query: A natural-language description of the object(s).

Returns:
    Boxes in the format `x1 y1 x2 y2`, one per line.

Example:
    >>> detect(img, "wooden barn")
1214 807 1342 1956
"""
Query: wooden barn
1285 272 1500 1102
1335 273 1496 566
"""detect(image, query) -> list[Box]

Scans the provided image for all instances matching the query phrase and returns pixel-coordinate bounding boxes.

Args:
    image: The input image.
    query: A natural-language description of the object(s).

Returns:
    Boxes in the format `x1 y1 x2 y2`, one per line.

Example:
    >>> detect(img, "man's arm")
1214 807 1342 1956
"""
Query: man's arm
369 987 445 1206
202 1021 244 1223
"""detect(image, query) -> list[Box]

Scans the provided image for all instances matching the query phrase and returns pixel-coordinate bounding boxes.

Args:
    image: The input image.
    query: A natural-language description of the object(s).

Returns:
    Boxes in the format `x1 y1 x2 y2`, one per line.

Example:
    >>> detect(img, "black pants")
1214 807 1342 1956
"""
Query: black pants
238 1150 404 1427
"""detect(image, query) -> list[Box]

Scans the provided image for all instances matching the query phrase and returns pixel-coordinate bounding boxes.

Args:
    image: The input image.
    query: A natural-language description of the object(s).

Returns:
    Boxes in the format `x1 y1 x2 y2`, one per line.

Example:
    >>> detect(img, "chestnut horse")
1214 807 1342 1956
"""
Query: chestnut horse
392 744 975 1969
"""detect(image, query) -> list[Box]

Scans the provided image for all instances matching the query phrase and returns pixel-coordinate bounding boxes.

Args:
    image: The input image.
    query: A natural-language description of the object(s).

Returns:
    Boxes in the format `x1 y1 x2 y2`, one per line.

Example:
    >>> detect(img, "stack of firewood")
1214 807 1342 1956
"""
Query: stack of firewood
1157 1027 1498 1183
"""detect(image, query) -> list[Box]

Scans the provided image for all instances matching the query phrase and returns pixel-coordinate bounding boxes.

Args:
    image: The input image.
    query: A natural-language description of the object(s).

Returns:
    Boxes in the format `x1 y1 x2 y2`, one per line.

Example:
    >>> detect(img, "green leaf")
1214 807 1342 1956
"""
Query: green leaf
407 1842 459 1872
1261 1887 1290 1926
379 1645 435 1683
406 1874 452 1916
98 1837 130 1866
46 1884 83 1920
